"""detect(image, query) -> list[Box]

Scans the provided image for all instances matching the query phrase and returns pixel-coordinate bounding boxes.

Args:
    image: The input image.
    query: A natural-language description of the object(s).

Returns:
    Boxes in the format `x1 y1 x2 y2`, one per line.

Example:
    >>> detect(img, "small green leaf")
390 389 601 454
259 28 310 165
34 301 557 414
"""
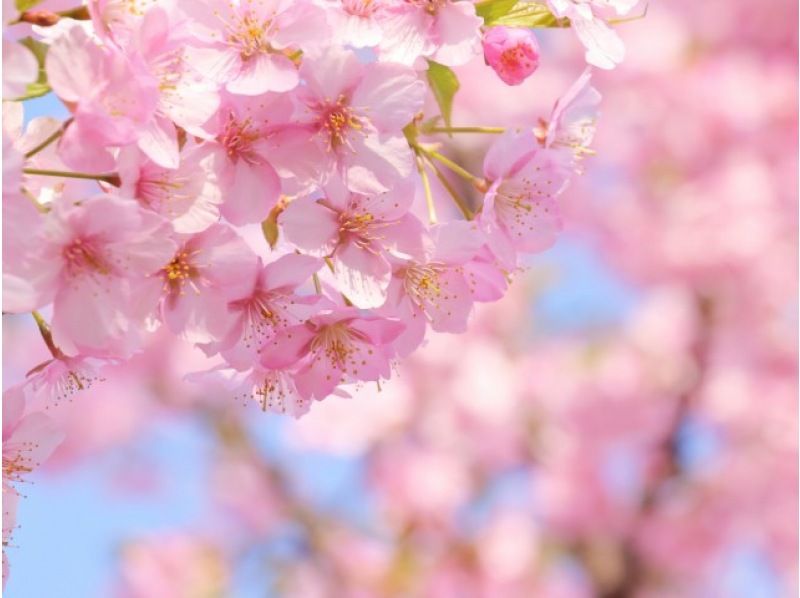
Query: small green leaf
15 0 45 11
13 37 51 101
475 0 519 24
491 2 568 27
426 60 459 129
261 204 282 250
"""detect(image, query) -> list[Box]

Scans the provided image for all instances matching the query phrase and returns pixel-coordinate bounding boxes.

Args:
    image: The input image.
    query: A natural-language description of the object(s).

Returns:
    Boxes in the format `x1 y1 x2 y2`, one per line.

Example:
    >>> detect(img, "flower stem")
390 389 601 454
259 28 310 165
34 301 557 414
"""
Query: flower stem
22 168 120 186
425 126 505 135
24 120 70 159
31 311 62 358
423 156 475 221
415 152 437 224
423 148 488 192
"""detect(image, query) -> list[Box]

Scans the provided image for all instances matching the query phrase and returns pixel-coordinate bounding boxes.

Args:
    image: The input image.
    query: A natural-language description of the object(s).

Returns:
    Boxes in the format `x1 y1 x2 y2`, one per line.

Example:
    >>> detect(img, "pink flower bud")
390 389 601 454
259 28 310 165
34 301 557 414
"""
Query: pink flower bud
482 26 541 86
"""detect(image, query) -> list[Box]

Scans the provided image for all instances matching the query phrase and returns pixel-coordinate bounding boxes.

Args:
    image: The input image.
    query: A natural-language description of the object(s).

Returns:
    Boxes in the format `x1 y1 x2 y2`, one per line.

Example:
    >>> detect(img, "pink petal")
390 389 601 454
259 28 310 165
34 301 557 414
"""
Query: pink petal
352 63 426 130
431 1 482 67
219 160 280 226
280 196 340 256
333 242 392 309
263 253 322 291
137 116 180 169
260 325 315 370
483 129 538 181
227 54 298 95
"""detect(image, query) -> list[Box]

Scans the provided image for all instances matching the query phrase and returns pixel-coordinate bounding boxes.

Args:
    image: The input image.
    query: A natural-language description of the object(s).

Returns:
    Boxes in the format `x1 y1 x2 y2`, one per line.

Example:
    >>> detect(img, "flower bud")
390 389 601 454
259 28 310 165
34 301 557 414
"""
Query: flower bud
482 26 540 86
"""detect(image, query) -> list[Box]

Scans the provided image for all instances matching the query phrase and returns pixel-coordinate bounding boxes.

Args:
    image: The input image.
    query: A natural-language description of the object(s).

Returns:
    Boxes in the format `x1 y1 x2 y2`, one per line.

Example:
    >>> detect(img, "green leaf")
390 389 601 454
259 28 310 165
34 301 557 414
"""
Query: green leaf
426 60 459 130
15 0 45 11
261 204 282 250
475 0 519 24
13 37 51 101
490 2 568 27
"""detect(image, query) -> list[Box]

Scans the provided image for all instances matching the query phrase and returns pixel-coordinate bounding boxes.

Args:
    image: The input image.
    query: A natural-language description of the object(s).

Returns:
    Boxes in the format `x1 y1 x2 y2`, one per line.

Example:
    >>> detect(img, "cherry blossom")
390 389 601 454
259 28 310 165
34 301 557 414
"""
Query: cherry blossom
261 308 405 400
292 49 425 194
280 178 419 308
482 26 541 86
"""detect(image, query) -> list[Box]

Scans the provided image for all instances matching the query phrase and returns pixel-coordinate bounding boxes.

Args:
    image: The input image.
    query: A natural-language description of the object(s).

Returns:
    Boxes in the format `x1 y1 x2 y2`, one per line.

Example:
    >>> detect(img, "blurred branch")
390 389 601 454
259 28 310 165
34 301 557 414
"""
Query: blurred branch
595 293 716 598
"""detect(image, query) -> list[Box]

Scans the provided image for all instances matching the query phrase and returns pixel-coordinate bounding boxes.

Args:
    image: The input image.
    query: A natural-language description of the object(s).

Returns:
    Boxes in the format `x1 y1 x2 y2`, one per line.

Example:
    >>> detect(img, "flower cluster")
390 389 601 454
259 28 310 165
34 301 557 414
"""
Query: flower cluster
3 0 621 418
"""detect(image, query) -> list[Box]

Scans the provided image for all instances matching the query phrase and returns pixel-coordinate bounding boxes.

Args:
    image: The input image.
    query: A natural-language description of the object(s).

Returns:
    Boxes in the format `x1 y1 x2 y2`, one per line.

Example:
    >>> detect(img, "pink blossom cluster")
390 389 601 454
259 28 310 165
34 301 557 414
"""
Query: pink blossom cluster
3 0 614 421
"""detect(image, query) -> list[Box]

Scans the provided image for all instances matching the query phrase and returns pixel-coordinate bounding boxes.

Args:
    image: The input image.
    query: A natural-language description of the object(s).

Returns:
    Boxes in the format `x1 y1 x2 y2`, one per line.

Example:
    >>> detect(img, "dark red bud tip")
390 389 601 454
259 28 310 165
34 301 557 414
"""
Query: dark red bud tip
19 10 60 26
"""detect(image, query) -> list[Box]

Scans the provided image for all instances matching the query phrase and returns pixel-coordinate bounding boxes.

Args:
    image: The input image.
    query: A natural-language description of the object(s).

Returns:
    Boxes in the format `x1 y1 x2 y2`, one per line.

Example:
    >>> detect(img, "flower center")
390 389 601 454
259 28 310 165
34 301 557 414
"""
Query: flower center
310 322 366 370
342 0 379 16
227 11 274 60
404 263 445 308
3 454 32 484
219 113 261 163
162 250 202 296
500 46 535 71
318 97 362 150
62 238 110 276
405 0 446 15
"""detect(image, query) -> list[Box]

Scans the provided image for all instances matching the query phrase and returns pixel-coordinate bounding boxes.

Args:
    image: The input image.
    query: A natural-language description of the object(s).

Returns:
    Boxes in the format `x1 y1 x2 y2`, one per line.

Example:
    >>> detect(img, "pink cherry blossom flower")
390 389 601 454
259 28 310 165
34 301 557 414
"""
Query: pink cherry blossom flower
24 352 104 403
117 144 223 234
2 385 64 583
326 0 391 48
292 49 425 194
179 0 329 96
204 93 290 225
481 130 573 265
378 0 482 67
482 26 540 86
280 178 419 308
261 308 405 401
156 223 259 344
543 67 602 159
2 39 37 98
2 386 64 490
122 5 221 168
31 195 176 358
234 367 311 417
547 0 637 69
2 131 47 313
207 253 324 369
46 23 159 171
380 220 493 355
